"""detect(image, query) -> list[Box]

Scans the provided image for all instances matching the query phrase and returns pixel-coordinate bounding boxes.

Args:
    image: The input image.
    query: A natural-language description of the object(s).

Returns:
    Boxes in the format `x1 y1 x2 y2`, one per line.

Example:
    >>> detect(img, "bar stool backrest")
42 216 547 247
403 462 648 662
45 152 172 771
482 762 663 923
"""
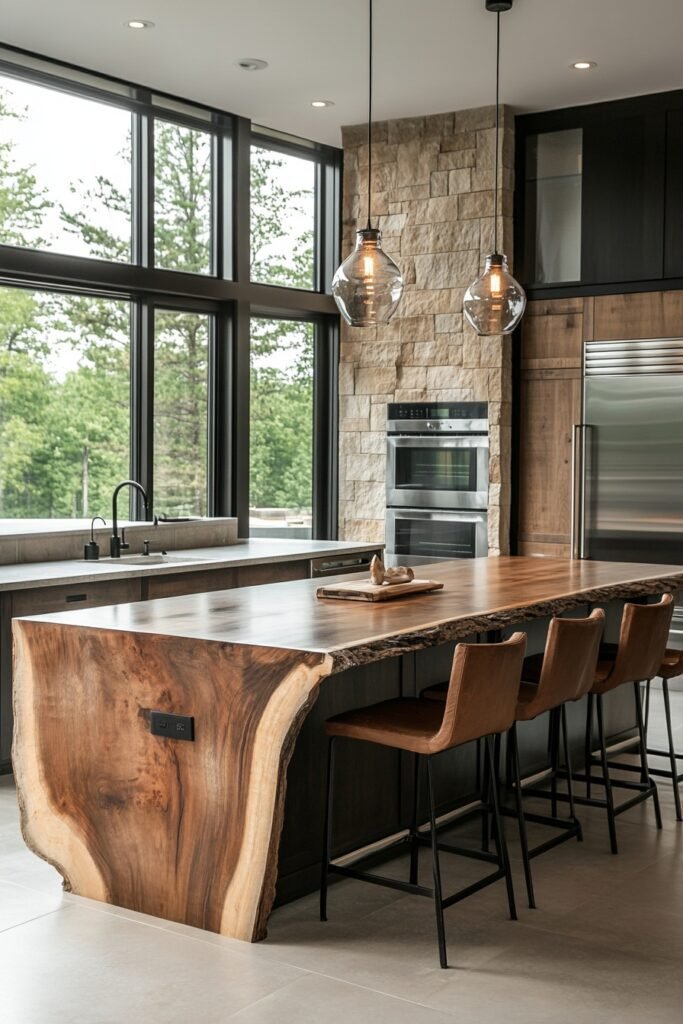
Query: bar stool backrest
535 609 605 712
429 632 527 753
605 594 675 691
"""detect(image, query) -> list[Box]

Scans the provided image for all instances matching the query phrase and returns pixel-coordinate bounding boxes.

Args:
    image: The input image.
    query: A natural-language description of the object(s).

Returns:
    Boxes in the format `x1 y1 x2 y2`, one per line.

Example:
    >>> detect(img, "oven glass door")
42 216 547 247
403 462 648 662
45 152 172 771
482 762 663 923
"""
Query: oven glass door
387 436 488 509
387 509 488 560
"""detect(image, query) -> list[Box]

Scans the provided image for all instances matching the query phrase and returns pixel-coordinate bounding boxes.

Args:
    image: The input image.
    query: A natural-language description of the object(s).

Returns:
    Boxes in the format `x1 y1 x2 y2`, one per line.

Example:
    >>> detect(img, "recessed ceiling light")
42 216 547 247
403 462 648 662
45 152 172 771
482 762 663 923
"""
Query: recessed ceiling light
571 60 597 70
126 19 154 29
311 100 335 108
236 58 269 72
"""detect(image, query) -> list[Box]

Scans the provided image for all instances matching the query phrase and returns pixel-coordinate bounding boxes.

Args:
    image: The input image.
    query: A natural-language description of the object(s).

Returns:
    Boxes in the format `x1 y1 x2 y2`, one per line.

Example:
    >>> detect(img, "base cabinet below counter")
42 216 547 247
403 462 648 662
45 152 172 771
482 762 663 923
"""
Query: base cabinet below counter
1 578 143 772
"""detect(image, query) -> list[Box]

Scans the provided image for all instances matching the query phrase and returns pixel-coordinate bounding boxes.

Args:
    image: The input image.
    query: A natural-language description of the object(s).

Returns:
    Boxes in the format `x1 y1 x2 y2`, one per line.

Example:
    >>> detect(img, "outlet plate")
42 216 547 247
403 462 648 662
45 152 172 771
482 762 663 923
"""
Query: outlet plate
150 711 195 742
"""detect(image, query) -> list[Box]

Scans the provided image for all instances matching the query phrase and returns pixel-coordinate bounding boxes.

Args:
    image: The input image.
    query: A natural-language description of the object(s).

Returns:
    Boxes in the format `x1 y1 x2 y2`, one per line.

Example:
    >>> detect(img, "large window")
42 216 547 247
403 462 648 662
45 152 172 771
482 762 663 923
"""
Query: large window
154 121 213 275
0 284 130 517
250 318 314 538
250 145 316 289
0 48 340 535
0 73 132 261
154 310 209 516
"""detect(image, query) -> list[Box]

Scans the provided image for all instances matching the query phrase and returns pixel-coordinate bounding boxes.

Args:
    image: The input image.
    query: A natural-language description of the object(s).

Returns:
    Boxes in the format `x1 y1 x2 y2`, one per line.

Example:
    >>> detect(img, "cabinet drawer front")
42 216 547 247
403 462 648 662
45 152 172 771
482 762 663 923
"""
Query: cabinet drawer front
237 561 308 588
145 568 237 600
12 578 142 617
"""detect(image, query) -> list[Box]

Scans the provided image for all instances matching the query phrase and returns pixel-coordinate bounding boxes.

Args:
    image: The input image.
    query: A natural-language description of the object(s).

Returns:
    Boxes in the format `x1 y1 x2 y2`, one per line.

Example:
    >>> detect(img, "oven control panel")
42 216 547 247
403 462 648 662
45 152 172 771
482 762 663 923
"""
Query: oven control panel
387 401 488 434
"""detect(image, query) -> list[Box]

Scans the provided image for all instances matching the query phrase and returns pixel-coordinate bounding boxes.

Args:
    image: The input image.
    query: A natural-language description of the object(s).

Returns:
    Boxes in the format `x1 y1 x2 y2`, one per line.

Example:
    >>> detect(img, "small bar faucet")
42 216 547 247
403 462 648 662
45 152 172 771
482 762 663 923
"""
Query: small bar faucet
111 480 149 558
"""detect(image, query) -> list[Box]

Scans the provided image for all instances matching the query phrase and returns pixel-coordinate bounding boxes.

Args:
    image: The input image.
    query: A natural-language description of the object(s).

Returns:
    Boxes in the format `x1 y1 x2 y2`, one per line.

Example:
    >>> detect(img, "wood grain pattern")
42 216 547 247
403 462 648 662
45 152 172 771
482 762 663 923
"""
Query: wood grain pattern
13 621 332 941
521 309 583 370
12 558 683 942
517 371 581 551
593 290 683 341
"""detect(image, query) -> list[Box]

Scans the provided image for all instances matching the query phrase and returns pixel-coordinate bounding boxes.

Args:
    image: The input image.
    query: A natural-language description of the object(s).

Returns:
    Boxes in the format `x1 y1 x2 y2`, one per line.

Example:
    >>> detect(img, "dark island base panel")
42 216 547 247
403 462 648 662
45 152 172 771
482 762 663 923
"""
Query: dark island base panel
12 558 683 943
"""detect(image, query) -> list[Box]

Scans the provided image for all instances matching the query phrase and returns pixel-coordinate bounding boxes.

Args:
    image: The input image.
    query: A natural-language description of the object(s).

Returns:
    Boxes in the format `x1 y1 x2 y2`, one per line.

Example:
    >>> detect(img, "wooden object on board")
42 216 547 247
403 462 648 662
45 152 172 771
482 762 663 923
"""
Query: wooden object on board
13 558 683 945
317 578 442 602
369 554 414 586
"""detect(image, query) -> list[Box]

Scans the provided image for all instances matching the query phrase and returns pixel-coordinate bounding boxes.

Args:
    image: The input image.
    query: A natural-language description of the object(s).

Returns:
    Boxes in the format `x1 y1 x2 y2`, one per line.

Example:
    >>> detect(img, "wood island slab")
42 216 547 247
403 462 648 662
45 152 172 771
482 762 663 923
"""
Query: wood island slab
12 557 683 942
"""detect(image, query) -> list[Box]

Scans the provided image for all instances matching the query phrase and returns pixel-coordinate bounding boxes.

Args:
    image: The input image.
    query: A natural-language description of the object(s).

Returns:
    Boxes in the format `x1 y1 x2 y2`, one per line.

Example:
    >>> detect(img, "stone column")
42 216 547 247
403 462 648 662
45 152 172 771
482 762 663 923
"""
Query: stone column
339 105 515 555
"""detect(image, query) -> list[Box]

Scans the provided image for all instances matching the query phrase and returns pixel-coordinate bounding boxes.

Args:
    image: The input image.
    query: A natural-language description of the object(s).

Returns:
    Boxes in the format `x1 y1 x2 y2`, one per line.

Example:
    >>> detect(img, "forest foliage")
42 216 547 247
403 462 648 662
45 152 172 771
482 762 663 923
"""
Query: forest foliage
0 87 315 519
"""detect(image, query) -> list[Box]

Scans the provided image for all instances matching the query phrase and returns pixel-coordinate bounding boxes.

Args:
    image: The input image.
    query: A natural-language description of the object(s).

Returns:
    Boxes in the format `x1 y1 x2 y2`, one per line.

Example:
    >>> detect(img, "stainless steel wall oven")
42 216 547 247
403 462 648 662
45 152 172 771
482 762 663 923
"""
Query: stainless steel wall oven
386 402 489 561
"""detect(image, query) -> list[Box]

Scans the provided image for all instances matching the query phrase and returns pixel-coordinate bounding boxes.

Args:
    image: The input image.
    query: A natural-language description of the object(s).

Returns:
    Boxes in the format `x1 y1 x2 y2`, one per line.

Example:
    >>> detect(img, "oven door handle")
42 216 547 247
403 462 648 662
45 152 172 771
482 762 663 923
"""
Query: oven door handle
387 435 489 448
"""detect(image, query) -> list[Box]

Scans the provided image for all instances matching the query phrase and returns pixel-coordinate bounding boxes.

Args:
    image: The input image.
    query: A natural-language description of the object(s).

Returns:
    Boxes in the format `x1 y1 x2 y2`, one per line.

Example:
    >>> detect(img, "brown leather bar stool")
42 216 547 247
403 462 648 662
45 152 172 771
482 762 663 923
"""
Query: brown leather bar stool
506 609 605 908
579 594 674 853
320 632 527 969
609 648 683 821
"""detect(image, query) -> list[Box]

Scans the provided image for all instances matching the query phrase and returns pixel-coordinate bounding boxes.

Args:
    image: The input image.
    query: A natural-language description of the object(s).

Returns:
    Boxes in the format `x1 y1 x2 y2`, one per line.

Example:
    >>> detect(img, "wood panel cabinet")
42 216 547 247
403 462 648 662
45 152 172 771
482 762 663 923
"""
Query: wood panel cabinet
144 568 238 600
1 578 142 770
237 560 309 588
517 369 582 557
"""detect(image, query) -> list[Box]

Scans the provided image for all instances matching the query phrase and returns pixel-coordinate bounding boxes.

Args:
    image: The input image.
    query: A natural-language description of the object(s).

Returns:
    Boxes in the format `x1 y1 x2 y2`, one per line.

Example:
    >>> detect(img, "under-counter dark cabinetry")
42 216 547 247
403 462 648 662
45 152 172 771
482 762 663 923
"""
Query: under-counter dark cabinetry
0 579 143 770
517 91 683 293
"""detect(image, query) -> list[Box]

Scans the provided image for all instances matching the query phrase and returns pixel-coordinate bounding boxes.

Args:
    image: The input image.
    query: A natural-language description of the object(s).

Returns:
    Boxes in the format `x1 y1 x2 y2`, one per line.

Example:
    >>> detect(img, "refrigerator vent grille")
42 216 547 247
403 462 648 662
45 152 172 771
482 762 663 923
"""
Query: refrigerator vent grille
585 338 683 375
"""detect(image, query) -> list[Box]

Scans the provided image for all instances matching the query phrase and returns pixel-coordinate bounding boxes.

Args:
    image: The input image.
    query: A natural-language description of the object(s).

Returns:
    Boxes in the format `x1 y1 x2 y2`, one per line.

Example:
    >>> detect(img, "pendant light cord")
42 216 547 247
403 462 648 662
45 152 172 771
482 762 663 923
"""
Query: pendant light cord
494 10 500 254
366 0 373 230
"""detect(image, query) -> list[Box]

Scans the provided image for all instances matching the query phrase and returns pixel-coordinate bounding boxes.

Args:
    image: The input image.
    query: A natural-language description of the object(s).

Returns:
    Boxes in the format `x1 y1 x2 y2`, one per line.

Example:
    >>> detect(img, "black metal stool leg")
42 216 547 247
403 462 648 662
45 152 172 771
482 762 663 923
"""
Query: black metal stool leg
480 736 491 853
584 693 594 800
409 753 421 884
550 707 560 818
634 681 662 830
662 680 683 821
486 735 517 922
510 723 535 909
426 756 448 969
320 736 336 922
596 695 619 854
643 678 652 733
489 733 502 841
561 704 583 841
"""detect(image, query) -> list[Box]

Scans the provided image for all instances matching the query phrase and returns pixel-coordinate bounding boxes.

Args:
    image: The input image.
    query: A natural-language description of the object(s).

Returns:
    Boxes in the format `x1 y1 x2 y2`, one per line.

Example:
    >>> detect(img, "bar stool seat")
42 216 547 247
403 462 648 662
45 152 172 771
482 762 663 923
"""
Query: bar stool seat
326 698 444 753
610 645 683 821
579 595 674 852
502 609 605 909
320 632 527 969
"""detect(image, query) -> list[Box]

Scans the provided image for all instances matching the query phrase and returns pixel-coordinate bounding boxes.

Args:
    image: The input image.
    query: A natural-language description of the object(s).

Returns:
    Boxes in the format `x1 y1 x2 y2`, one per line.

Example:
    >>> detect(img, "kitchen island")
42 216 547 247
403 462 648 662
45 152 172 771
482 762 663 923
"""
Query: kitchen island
12 557 683 944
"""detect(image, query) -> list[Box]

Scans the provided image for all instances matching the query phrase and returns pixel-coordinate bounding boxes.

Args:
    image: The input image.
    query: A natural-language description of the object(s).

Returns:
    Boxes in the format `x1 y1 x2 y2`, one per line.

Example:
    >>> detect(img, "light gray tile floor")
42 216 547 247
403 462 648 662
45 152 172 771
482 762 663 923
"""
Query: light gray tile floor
1 689 681 1023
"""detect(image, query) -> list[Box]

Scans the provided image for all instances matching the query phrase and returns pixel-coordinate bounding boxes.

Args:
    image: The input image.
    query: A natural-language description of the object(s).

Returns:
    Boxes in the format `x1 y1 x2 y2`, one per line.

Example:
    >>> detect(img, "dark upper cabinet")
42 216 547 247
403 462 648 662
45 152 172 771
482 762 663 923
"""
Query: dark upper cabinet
581 113 665 285
665 109 683 279
517 91 683 292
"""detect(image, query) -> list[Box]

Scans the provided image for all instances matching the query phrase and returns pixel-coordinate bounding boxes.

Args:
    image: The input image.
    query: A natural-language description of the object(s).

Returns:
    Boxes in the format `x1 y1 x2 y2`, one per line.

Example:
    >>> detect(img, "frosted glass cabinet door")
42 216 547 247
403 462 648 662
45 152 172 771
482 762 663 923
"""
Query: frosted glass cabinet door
524 129 583 285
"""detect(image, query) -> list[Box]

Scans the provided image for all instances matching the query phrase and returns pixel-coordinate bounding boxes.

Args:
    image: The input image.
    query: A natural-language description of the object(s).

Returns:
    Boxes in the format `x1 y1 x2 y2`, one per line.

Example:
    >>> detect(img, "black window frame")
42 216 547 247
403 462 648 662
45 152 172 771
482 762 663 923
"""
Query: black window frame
0 43 341 537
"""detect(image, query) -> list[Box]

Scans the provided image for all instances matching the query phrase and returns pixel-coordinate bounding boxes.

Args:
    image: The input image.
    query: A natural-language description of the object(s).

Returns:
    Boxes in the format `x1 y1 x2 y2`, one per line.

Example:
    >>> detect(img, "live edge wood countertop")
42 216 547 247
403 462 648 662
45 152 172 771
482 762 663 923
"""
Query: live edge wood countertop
12 557 683 946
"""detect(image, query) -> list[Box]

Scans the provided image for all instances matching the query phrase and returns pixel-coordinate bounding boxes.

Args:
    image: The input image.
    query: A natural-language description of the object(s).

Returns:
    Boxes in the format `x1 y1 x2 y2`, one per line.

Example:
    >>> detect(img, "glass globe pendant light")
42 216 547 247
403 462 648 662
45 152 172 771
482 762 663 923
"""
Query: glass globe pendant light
332 0 403 327
463 1 526 336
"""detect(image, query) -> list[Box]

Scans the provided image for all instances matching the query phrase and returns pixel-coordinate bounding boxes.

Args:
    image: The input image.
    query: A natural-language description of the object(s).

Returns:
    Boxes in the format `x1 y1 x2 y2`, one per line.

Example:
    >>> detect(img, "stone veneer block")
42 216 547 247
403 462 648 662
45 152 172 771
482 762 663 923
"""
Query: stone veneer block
339 104 515 556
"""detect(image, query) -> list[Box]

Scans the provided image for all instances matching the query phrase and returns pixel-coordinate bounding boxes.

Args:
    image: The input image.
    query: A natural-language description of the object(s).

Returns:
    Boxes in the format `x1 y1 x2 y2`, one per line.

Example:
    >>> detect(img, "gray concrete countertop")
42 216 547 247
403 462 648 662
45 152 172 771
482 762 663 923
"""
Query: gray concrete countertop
0 539 382 593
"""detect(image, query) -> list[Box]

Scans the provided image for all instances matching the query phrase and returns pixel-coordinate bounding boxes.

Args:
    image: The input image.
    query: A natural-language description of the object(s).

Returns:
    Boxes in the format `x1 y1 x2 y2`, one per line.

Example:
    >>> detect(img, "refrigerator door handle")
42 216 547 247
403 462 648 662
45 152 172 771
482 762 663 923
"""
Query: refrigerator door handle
571 424 585 559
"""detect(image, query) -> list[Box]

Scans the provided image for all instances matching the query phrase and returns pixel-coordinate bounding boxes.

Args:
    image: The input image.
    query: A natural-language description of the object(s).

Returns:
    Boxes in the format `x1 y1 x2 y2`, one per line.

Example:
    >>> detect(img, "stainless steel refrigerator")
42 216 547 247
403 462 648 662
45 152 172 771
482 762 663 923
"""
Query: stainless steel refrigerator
575 337 683 646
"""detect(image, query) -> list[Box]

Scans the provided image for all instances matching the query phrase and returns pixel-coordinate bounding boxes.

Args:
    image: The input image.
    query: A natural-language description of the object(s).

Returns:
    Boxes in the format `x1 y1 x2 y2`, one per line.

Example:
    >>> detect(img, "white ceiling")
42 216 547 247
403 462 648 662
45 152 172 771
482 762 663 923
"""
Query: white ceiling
1 0 683 146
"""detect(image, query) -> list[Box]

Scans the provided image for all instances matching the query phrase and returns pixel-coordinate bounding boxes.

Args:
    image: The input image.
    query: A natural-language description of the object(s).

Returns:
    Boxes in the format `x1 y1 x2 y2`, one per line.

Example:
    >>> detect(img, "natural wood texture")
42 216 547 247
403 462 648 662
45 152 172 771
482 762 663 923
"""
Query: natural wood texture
521 303 583 370
517 370 581 553
525 297 584 317
13 620 332 942
13 558 683 942
143 567 237 600
317 578 443 602
593 290 683 341
237 560 309 588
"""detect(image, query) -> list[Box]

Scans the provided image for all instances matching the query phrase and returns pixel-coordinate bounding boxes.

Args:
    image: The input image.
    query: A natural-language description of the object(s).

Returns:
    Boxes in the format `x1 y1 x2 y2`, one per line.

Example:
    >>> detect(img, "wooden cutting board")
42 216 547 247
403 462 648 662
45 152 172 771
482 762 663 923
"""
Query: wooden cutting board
316 578 444 602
